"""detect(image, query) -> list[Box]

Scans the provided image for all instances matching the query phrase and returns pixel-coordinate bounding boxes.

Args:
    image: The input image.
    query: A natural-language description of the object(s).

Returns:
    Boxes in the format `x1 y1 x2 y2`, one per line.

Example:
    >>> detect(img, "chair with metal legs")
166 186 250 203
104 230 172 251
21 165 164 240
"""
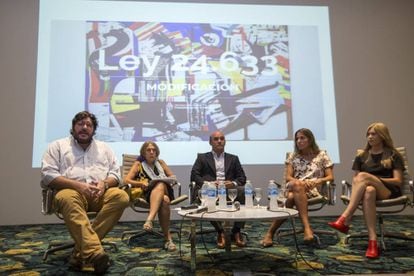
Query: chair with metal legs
41 189 118 261
120 154 188 245
339 147 414 251
276 152 338 245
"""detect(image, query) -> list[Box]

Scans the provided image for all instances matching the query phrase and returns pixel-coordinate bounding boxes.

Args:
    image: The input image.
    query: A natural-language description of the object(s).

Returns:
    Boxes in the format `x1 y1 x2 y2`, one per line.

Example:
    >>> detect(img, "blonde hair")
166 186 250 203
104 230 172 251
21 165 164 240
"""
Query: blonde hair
359 122 402 169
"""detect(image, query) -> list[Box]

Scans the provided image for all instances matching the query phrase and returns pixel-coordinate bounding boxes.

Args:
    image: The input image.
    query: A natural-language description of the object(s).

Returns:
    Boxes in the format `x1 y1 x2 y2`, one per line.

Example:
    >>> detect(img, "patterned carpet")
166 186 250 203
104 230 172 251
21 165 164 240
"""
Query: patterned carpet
1 215 414 275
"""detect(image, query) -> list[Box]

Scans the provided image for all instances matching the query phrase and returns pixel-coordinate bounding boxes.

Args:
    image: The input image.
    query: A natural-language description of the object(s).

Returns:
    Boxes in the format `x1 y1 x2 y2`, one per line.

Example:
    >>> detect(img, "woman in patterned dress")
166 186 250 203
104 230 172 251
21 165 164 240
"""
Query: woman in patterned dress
260 128 334 247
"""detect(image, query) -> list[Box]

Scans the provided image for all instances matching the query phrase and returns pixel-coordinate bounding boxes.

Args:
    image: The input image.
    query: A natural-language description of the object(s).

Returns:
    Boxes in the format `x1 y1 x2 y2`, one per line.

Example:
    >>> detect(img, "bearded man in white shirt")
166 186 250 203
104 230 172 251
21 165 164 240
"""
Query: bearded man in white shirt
41 111 129 274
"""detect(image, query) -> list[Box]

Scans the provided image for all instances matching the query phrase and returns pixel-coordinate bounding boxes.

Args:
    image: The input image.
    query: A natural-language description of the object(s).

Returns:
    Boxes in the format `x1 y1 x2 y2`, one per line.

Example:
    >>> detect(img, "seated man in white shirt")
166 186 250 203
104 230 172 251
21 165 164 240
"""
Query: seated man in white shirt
41 111 129 274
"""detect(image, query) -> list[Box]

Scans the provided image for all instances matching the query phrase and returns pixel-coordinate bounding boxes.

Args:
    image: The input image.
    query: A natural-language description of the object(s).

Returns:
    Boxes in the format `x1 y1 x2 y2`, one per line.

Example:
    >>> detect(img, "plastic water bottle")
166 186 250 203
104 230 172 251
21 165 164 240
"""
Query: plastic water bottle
206 182 217 212
245 180 254 208
268 180 278 211
218 181 227 209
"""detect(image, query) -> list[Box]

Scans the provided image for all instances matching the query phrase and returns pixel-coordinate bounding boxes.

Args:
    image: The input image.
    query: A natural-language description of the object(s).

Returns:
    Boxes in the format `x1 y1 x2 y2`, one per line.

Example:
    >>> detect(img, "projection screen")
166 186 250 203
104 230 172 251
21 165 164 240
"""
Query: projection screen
33 0 339 166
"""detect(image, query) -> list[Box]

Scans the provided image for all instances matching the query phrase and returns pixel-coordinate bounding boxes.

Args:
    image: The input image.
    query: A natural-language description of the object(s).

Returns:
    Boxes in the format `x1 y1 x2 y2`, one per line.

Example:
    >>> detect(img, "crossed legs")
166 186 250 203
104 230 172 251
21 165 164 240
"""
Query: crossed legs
145 182 173 242
335 172 391 240
328 172 392 258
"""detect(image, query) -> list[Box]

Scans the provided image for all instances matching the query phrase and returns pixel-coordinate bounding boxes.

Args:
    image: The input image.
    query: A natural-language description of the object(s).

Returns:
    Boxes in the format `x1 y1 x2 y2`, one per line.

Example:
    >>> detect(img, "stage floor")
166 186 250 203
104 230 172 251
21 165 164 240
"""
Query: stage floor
1 215 414 275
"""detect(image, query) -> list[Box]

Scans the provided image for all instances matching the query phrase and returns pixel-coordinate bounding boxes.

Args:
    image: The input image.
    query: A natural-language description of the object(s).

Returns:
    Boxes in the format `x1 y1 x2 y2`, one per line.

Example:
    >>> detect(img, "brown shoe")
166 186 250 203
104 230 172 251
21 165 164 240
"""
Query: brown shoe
68 249 82 271
217 232 225 249
233 232 246 248
90 252 110 275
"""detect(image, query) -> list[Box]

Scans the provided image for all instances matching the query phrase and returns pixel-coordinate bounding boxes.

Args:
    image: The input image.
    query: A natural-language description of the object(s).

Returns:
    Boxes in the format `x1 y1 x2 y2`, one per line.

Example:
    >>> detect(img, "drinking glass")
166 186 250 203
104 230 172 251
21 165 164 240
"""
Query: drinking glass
228 188 238 209
278 188 288 209
254 188 262 207
198 189 207 206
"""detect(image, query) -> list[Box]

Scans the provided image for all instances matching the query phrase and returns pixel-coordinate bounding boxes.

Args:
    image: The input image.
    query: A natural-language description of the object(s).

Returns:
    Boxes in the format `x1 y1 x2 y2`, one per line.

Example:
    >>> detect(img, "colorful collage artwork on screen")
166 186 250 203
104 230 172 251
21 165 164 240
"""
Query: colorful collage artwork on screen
86 22 292 142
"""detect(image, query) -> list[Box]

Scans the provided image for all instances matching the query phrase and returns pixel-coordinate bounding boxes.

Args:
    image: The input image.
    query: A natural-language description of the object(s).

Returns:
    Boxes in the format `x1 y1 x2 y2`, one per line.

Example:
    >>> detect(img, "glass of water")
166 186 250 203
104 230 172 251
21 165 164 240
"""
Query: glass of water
278 188 288 209
228 188 238 209
198 189 207 206
254 188 262 208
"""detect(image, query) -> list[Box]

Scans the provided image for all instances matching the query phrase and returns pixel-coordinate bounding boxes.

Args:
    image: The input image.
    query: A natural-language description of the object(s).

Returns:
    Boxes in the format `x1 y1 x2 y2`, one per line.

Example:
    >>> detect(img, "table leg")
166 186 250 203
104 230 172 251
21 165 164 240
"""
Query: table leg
223 220 232 252
190 219 196 271
288 215 299 263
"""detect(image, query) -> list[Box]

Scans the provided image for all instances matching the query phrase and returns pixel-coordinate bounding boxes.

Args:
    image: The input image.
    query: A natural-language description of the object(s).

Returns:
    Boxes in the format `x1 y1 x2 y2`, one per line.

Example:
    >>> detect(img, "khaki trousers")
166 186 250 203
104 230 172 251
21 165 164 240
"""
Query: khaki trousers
54 188 129 261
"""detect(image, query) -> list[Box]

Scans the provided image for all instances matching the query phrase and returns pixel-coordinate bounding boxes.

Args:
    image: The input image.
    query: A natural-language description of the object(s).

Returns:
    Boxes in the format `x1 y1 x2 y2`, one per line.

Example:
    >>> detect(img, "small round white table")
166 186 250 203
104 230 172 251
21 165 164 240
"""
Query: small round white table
178 205 298 271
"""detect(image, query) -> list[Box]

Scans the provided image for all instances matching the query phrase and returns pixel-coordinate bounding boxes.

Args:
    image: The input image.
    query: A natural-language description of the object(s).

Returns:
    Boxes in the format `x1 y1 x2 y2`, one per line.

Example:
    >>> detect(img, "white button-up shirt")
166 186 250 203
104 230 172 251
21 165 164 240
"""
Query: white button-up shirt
213 151 225 181
41 136 120 189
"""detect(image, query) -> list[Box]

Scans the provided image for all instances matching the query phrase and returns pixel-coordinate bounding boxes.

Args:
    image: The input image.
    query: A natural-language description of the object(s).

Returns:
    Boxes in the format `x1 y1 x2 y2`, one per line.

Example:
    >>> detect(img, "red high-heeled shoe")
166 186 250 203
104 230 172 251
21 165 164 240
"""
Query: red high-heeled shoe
327 216 350 234
365 240 379 258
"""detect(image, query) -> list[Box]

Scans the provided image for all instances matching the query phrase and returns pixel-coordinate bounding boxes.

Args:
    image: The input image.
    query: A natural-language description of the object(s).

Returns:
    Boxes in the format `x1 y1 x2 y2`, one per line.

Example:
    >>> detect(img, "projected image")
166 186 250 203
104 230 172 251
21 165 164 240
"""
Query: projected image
34 1 338 166
86 22 292 142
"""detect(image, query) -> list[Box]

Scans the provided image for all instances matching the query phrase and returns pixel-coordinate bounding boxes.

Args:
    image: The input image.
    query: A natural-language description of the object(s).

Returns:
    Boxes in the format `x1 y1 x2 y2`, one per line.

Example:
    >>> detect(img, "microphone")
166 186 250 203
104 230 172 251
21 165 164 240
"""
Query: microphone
188 206 208 214
234 201 240 211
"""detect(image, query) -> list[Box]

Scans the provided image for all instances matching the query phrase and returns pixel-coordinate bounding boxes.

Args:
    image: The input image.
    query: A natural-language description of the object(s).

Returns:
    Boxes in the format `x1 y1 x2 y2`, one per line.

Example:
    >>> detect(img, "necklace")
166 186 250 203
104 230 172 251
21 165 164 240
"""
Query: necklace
301 154 314 162
369 148 383 155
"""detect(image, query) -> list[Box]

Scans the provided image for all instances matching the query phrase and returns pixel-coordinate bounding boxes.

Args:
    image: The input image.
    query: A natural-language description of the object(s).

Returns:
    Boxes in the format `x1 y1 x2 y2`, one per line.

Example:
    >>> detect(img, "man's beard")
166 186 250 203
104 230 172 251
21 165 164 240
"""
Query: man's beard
74 132 93 145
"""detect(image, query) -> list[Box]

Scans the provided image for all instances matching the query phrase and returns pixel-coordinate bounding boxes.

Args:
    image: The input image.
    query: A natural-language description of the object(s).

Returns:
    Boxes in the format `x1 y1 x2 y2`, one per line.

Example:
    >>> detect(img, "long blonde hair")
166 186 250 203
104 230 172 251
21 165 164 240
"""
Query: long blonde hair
360 122 402 169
